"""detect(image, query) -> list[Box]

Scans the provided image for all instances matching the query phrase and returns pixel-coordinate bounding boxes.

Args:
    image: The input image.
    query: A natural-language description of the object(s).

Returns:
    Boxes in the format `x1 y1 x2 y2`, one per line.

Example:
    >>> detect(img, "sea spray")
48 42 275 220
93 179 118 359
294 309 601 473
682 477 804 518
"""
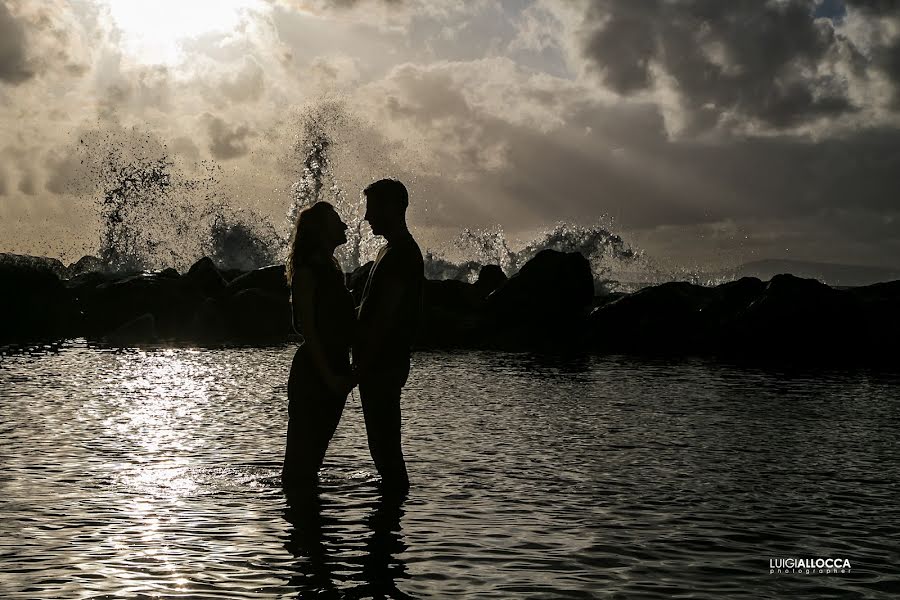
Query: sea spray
95 149 174 271
75 117 651 290
79 127 279 273
287 101 381 272
428 222 644 291
201 202 282 271
286 106 648 289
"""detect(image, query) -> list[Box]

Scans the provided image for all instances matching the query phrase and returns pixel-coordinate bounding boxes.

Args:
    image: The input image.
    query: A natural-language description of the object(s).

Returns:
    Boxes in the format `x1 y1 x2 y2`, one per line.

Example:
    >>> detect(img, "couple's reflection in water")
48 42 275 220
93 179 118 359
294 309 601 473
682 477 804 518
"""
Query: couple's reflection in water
283 484 417 600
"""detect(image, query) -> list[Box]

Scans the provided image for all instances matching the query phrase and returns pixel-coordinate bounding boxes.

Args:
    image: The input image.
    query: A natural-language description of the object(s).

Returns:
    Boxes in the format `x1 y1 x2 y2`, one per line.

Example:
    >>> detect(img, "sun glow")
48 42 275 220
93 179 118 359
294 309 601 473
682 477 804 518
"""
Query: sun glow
104 0 266 64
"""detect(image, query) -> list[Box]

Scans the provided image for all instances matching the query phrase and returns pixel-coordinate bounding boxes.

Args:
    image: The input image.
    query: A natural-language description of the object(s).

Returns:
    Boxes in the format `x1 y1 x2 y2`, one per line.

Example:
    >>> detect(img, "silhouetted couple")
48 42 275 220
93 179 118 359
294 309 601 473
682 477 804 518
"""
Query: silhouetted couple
281 179 423 499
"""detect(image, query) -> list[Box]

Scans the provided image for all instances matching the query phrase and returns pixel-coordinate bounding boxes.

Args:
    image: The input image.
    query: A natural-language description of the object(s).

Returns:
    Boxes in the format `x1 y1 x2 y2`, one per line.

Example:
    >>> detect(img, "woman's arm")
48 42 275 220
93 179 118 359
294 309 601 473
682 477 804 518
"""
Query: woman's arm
292 267 353 396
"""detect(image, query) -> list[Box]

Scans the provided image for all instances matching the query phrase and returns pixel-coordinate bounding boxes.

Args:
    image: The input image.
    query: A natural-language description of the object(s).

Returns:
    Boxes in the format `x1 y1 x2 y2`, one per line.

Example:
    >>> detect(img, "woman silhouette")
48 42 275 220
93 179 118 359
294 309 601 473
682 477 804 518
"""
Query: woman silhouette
282 202 356 493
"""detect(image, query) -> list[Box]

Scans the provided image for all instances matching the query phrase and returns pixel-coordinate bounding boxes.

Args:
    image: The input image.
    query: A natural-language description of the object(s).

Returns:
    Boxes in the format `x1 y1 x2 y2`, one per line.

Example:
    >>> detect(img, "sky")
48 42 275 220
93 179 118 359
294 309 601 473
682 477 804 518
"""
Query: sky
1 0 899 270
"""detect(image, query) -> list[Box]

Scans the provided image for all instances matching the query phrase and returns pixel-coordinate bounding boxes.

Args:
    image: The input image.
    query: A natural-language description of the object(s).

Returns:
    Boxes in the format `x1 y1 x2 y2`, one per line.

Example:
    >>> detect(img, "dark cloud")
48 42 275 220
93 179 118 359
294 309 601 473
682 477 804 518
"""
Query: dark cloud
844 0 900 13
844 0 900 106
579 0 878 132
0 1 92 86
18 169 37 195
0 2 32 84
366 60 900 269
205 114 255 160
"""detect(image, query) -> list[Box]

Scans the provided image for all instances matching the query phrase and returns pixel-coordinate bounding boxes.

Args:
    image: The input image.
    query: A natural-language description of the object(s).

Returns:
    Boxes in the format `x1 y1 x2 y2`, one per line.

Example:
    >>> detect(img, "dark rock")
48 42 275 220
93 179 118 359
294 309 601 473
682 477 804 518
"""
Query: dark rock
473 264 507 299
158 267 179 279
723 274 854 356
418 279 487 347
588 273 900 361
80 272 205 339
190 286 292 343
67 255 104 278
425 278 483 311
0 259 75 342
486 249 594 346
184 256 227 298
226 288 292 341
226 264 288 296
1 253 69 278
590 281 715 352
191 297 227 342
104 313 157 345
64 271 113 293
847 280 900 358
220 268 247 283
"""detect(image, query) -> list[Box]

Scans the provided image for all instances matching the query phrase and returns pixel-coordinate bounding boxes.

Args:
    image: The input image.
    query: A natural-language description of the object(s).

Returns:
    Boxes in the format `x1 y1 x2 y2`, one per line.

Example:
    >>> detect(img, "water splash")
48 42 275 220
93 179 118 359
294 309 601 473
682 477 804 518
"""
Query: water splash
72 115 648 289
201 202 282 272
95 148 174 271
84 130 220 273
287 101 379 272
80 127 282 274
424 222 644 291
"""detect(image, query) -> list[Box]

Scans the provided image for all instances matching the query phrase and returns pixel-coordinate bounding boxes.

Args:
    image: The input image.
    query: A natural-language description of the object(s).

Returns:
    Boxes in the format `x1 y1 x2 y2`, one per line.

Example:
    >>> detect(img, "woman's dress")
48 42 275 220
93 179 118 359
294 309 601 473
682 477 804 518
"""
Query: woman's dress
282 259 355 489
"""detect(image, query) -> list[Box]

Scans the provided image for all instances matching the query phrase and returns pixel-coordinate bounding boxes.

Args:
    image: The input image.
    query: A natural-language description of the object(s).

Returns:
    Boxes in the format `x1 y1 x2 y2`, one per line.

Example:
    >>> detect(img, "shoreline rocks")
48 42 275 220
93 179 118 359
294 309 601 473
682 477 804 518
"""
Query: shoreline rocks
2 251 898 364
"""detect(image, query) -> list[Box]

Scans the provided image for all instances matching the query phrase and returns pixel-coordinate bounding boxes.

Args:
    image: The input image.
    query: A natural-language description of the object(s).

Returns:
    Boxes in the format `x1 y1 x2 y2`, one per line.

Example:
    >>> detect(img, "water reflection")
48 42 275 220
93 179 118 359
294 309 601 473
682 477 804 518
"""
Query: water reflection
284 488 416 599
2 343 899 598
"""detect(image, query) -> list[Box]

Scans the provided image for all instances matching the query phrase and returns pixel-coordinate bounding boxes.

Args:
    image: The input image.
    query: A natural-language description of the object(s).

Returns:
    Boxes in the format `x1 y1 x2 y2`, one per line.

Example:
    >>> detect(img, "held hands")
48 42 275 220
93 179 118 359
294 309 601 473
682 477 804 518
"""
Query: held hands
326 372 357 397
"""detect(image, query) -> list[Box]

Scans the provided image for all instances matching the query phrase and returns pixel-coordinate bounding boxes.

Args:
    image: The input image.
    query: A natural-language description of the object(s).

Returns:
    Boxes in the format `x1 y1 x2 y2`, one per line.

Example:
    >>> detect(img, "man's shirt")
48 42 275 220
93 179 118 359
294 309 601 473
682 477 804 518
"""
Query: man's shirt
356 231 424 368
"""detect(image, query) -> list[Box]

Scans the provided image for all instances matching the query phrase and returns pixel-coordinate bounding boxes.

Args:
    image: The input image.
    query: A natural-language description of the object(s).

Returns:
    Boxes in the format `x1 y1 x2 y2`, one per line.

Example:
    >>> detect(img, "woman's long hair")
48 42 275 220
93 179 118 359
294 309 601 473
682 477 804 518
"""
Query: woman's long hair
285 201 339 288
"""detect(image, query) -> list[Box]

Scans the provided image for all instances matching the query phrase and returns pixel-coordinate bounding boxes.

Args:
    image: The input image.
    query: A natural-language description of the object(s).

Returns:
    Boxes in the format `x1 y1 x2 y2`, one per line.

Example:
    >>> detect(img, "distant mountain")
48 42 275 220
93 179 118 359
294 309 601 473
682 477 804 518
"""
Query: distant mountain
716 259 900 288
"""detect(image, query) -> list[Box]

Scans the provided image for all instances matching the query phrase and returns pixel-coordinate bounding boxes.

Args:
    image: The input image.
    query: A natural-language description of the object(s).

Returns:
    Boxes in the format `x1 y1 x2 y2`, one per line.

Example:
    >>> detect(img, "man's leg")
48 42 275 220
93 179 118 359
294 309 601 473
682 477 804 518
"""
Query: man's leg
359 378 409 494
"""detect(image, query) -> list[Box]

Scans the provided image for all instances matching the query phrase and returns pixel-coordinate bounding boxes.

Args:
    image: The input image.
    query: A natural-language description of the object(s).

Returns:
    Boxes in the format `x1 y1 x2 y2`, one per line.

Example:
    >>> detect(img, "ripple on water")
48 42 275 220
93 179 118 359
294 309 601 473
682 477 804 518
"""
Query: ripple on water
1 343 899 598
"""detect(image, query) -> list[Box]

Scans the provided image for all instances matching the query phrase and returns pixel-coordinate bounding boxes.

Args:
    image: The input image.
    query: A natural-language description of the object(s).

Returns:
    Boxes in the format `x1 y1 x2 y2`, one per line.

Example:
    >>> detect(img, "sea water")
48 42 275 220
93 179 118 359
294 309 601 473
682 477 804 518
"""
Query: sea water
1 343 898 599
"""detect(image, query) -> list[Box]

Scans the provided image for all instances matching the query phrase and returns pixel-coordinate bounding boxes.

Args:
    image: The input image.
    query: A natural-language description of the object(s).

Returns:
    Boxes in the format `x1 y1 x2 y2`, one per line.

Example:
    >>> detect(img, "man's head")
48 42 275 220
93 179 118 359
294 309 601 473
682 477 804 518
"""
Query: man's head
363 178 408 237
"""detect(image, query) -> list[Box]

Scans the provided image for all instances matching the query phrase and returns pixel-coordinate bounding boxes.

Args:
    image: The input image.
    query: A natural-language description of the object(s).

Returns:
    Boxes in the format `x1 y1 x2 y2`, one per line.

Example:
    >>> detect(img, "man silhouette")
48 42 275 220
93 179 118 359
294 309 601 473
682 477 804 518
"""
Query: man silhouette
354 179 424 496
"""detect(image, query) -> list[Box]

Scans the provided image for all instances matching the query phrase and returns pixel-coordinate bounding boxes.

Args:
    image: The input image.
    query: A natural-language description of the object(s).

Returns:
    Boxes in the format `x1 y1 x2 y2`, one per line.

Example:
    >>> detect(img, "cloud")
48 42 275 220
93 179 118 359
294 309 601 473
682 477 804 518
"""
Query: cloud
2 0 899 271
843 0 900 105
576 0 900 136
219 57 266 103
0 0 95 86
348 53 900 271
0 2 33 83
204 114 256 160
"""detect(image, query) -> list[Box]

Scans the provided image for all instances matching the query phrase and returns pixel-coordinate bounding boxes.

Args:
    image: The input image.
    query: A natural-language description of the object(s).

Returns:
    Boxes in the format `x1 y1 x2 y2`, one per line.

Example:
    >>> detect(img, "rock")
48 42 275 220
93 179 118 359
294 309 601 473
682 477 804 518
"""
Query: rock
847 280 900 359
587 273 896 360
67 255 105 278
190 297 228 342
226 264 288 296
0 259 75 343
419 279 487 347
104 313 157 345
589 281 716 352
473 264 507 299
225 288 292 341
80 272 205 339
0 253 69 278
486 249 594 346
724 274 854 357
220 268 247 283
183 256 227 298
